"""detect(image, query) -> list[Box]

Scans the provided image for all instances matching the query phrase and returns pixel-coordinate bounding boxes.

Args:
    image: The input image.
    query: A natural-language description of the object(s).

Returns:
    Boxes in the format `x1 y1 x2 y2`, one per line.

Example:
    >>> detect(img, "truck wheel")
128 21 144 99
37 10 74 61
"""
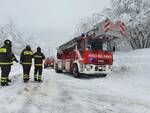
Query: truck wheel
100 74 107 77
73 64 81 78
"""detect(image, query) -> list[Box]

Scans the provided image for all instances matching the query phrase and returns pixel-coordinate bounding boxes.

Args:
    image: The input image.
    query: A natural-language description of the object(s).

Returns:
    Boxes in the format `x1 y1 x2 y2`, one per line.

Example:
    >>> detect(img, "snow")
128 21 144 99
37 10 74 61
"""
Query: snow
0 49 150 113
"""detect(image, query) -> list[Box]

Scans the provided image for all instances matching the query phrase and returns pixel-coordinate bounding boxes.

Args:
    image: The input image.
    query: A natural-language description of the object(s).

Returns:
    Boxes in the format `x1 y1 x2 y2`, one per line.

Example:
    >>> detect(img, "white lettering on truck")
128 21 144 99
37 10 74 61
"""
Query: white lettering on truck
89 54 112 59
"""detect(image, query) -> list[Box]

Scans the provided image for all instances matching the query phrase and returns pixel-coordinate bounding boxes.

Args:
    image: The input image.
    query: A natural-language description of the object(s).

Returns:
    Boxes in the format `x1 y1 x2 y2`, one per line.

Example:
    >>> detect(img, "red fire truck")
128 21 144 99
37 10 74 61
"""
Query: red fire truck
44 57 55 69
54 18 126 78
55 34 113 78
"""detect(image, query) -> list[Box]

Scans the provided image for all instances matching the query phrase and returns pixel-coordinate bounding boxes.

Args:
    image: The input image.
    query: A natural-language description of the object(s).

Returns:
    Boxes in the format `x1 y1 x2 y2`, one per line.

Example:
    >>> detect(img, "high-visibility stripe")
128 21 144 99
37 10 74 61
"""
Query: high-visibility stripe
38 75 42 80
104 25 110 32
1 77 7 83
1 77 7 80
23 51 33 55
119 22 126 35
35 64 42 66
34 75 38 79
23 77 29 79
103 18 111 33
22 63 32 65
0 62 13 65
23 74 29 79
104 20 110 27
34 55 42 58
1 80 6 82
0 48 7 53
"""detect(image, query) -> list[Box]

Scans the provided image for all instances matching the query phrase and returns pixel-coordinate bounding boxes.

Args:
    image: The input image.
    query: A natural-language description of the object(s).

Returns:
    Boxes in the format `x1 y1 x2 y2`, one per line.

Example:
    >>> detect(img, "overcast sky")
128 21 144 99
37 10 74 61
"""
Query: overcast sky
0 0 110 32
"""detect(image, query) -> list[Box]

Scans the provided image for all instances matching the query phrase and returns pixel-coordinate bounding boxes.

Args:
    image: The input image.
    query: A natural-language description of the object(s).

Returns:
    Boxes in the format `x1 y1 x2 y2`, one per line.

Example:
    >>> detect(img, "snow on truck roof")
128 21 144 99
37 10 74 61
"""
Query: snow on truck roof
58 35 111 51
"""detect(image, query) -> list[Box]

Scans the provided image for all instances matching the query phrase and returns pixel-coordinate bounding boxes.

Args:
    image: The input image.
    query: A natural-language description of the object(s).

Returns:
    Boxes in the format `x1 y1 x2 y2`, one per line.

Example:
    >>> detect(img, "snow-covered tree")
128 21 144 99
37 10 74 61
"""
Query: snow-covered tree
0 19 37 55
107 0 150 49
75 0 150 50
74 13 105 36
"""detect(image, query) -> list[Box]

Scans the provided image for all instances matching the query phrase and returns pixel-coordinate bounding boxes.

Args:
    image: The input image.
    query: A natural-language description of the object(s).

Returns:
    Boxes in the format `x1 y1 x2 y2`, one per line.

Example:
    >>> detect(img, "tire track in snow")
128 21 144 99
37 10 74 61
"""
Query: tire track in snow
17 82 48 113
49 81 85 113
51 71 150 113
17 69 86 113
0 73 46 113
16 70 65 113
69 84 150 113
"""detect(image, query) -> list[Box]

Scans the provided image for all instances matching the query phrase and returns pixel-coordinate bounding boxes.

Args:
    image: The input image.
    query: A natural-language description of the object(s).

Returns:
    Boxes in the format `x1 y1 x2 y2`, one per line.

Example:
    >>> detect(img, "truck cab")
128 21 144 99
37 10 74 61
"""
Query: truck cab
73 35 113 77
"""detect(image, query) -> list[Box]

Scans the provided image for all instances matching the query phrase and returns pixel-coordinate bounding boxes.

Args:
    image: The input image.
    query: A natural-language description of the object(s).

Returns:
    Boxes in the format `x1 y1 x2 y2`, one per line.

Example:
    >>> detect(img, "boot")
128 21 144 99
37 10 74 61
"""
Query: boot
7 79 11 83
38 75 42 82
5 82 9 86
34 78 38 81
1 77 9 86
1 82 6 86
1 82 9 86
38 79 43 82
34 75 38 81
27 75 30 82
24 79 28 83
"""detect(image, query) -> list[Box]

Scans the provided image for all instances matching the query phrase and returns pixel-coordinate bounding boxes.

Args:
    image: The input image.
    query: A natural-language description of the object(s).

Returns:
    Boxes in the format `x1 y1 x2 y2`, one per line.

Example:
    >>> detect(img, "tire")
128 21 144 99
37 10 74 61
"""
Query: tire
73 64 81 78
100 74 107 78
56 70 62 73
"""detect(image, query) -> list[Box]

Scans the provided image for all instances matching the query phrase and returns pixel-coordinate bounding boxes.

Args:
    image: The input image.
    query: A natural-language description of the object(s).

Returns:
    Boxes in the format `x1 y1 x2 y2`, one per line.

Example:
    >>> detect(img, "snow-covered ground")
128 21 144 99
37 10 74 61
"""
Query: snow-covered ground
0 49 150 113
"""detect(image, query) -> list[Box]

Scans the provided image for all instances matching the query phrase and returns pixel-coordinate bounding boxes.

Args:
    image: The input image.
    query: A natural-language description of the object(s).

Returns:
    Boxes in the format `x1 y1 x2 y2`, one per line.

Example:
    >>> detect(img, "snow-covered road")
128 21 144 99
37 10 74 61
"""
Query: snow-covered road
0 68 150 113
0 49 150 113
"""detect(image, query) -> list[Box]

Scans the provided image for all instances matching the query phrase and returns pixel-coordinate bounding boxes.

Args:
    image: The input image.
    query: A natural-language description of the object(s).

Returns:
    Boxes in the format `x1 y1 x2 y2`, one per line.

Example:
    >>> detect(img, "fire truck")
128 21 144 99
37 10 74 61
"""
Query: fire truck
55 33 113 78
44 57 55 69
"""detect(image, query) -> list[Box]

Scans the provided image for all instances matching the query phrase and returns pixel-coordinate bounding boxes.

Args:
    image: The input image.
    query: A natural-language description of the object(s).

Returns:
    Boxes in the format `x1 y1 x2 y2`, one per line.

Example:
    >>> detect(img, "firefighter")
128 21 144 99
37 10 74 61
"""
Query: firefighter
20 45 33 83
0 39 18 86
33 47 45 82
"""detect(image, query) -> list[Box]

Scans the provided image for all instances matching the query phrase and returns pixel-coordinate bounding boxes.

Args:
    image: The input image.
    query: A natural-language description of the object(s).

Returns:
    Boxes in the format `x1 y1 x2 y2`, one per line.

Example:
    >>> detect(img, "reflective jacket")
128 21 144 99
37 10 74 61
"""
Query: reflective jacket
33 52 45 66
0 45 17 66
20 49 33 65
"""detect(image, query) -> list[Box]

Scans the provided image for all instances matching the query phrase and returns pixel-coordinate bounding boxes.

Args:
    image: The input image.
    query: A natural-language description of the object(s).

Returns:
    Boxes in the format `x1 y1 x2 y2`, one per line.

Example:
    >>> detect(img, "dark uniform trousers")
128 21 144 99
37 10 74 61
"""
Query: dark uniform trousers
0 45 17 85
20 49 33 82
23 65 31 81
1 65 11 84
34 66 42 81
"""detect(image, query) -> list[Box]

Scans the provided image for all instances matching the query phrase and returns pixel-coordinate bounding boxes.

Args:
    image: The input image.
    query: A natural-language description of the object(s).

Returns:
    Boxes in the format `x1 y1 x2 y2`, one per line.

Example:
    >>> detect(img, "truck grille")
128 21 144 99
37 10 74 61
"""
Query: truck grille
95 65 106 71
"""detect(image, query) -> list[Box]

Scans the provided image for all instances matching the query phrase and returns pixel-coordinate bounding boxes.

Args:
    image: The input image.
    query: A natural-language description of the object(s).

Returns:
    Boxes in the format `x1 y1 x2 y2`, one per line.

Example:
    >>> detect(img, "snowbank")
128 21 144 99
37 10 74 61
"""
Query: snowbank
113 48 150 72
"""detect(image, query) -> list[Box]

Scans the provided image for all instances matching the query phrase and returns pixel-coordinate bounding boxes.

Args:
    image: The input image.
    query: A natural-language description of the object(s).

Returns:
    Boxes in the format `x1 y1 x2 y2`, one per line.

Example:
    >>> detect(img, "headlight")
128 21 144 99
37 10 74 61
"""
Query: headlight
80 64 83 69
108 65 112 69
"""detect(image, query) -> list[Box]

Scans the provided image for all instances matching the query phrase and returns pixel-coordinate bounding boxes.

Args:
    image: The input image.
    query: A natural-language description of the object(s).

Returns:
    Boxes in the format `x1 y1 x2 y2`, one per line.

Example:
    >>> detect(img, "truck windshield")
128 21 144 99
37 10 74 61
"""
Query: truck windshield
86 39 111 52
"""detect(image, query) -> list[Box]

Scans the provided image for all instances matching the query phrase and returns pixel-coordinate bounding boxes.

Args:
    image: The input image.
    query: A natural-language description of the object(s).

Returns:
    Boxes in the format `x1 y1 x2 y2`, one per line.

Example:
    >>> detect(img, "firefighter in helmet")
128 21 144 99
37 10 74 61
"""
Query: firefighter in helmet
0 39 18 86
33 47 45 82
20 45 33 83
